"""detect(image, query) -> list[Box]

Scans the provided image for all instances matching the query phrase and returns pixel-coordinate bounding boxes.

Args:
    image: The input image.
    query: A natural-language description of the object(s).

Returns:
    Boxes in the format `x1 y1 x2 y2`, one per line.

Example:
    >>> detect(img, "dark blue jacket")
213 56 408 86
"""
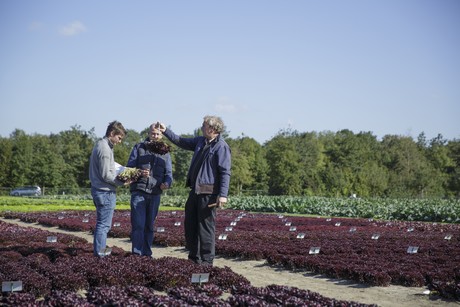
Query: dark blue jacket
163 128 231 197
127 139 173 195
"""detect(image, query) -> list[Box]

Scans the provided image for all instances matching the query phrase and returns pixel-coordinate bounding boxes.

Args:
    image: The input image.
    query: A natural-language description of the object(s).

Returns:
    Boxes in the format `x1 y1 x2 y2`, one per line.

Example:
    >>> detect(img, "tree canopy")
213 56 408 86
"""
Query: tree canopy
1 126 458 198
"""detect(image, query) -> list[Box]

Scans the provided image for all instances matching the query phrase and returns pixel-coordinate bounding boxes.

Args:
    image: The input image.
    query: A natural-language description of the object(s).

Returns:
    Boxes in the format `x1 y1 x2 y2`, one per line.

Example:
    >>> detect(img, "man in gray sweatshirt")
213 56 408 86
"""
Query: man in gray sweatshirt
89 120 128 256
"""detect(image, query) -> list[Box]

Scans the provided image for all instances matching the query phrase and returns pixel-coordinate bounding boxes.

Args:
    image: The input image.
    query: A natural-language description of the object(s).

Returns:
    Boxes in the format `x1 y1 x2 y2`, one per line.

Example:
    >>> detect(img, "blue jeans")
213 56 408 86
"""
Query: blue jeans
91 188 116 256
130 191 161 256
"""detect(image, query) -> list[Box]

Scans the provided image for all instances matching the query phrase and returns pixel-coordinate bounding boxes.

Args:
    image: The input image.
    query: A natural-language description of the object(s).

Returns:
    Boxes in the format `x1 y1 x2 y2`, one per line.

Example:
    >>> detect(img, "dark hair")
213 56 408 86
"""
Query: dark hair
105 120 126 137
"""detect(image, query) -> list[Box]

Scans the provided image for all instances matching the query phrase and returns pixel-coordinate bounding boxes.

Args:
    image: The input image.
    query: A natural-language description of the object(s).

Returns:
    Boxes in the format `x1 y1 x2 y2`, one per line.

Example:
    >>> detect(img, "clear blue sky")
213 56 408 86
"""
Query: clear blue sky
1 0 459 144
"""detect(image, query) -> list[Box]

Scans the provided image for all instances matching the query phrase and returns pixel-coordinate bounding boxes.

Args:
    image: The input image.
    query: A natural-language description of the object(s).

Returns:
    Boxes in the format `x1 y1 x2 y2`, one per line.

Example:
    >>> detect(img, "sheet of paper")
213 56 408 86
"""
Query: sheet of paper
114 162 125 175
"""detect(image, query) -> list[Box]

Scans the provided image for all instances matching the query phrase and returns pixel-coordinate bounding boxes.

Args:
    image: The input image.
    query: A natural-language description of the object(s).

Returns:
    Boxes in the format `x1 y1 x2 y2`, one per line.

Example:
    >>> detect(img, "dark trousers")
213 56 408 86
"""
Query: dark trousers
184 190 217 265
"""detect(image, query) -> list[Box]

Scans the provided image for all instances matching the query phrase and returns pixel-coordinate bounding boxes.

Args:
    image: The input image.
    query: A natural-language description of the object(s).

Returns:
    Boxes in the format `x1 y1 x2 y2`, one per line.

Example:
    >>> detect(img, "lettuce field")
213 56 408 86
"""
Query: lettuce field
1 217 376 306
1 195 459 305
2 195 459 223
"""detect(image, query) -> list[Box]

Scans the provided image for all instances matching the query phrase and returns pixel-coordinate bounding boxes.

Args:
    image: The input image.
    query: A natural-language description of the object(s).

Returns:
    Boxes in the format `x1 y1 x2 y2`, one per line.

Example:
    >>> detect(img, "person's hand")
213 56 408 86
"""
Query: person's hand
208 197 227 208
160 183 169 190
141 169 150 178
155 122 166 133
218 197 227 208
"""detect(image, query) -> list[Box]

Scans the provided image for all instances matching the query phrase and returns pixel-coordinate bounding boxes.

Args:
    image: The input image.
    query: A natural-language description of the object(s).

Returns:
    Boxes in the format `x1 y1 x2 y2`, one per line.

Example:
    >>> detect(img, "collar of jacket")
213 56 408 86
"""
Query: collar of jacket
103 136 114 149
206 133 221 145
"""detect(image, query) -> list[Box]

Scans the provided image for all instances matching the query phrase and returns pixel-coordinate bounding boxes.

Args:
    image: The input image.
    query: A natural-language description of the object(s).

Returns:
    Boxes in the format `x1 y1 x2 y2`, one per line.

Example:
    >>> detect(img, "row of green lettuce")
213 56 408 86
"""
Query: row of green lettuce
227 196 460 223
1 195 459 223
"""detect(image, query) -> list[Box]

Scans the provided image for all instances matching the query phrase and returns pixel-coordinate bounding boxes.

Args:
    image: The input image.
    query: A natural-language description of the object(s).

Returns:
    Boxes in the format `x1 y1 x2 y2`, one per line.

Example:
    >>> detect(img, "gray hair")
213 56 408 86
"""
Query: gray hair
203 115 225 134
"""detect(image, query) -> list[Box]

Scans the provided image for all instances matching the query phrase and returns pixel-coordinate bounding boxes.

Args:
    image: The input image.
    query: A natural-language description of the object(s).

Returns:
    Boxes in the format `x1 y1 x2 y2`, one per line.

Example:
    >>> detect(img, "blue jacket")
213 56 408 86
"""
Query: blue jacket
127 139 173 195
163 128 231 197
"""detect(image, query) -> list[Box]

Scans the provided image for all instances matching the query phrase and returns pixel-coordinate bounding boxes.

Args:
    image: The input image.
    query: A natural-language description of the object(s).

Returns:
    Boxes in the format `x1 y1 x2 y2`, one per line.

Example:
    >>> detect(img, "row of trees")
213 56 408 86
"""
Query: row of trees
0 125 459 198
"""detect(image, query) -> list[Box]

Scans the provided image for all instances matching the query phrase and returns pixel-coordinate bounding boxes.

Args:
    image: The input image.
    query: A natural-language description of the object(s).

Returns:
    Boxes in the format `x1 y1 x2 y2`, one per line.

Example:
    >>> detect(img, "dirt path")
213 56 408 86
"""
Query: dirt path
1 218 457 307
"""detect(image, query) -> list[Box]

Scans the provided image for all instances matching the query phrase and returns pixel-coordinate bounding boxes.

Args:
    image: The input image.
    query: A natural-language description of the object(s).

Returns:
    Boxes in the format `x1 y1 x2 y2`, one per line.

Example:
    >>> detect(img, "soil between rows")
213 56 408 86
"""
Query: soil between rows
1 218 458 307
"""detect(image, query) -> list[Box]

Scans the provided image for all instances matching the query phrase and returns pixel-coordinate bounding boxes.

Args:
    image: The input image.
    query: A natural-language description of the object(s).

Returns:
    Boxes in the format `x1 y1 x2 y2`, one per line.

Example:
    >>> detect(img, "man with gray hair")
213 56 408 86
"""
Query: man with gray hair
157 115 231 266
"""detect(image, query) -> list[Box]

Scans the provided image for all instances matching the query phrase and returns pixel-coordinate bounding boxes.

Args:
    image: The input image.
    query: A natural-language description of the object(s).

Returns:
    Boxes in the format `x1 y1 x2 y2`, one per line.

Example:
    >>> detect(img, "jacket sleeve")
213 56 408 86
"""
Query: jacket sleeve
164 153 173 186
99 145 123 187
164 128 200 151
217 144 232 198
126 144 139 168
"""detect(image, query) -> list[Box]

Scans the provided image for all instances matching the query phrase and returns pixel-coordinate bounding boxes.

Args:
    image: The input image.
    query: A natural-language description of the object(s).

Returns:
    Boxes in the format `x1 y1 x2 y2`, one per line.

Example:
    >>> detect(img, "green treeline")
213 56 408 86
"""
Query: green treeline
0 126 459 198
